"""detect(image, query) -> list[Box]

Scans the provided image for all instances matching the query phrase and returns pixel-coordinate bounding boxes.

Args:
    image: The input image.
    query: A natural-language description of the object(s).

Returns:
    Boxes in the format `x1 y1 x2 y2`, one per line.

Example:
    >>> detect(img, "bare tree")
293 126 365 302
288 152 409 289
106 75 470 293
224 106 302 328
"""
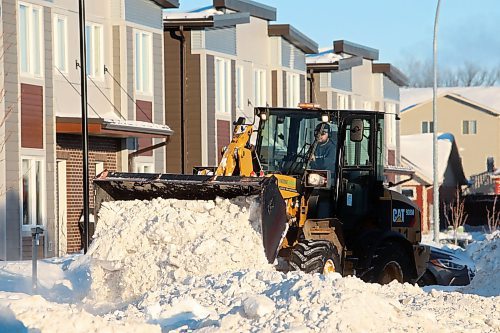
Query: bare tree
486 196 500 233
443 188 468 245
401 58 500 87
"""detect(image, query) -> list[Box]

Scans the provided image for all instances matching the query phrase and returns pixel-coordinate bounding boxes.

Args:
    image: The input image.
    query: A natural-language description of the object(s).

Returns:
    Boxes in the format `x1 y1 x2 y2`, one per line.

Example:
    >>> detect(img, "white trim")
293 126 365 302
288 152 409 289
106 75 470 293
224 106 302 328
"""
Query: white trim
236 65 244 111
20 156 46 232
53 13 68 74
85 22 104 80
215 57 232 114
253 68 267 107
286 72 300 108
18 1 44 78
56 159 67 256
134 29 153 96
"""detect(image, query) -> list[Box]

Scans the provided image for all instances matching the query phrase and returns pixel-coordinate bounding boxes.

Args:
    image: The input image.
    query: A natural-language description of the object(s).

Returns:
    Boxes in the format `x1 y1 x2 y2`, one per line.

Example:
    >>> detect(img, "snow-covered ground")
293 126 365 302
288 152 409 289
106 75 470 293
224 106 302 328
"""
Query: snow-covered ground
1 197 499 332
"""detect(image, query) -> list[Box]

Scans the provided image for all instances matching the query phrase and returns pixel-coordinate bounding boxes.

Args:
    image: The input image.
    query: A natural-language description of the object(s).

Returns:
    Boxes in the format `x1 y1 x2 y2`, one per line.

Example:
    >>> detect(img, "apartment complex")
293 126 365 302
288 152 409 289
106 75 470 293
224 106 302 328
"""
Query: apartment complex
0 0 178 260
163 0 318 173
307 41 407 181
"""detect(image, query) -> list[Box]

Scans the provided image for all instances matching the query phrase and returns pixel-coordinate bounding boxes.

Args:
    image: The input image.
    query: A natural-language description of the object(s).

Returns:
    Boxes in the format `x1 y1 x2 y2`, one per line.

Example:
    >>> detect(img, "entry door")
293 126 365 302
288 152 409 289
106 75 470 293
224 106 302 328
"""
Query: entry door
56 160 67 256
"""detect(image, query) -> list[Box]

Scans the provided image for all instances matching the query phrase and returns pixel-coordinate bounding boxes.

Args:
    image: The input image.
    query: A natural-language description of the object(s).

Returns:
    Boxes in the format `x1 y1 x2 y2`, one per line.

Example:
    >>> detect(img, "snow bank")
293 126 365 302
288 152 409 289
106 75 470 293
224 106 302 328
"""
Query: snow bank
87 197 271 303
460 231 500 296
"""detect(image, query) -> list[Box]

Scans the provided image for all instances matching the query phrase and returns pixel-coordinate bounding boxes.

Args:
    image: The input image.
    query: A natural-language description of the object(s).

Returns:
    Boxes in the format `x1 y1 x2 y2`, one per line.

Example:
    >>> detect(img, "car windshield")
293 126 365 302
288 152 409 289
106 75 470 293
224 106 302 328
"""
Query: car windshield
257 110 338 175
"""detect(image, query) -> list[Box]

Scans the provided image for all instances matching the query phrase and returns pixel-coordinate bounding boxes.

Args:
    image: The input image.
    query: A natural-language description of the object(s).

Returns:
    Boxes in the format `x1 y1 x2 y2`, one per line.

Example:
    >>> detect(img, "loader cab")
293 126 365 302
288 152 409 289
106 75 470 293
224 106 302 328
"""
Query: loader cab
337 112 385 231
255 107 340 177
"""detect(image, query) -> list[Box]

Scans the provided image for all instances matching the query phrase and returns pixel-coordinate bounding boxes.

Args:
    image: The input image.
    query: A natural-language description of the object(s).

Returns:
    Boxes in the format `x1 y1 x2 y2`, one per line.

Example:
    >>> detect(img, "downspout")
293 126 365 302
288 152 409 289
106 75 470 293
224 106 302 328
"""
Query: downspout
307 68 315 104
170 26 186 174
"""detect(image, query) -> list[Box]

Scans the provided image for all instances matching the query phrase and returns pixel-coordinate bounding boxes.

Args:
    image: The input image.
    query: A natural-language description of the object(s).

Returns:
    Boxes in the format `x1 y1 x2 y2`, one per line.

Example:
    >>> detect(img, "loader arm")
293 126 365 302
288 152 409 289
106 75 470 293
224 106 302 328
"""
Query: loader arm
215 124 257 177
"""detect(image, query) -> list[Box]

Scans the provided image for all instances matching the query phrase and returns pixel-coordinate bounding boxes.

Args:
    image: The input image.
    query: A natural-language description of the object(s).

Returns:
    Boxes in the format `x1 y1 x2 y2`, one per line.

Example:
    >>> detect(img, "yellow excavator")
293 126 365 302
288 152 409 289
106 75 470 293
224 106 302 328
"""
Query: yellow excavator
94 105 429 283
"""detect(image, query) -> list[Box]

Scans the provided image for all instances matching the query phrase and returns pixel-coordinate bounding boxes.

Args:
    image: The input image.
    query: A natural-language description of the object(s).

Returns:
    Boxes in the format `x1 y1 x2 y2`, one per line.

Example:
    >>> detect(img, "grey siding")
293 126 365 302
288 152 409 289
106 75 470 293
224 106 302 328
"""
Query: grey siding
320 72 329 88
282 71 287 107
281 39 291 68
332 69 352 92
231 60 236 123
3 0 21 260
293 46 306 71
153 33 165 172
207 55 216 165
383 76 400 101
112 26 122 114
300 74 305 102
191 30 203 50
44 6 56 258
124 0 162 30
126 27 134 120
205 27 236 56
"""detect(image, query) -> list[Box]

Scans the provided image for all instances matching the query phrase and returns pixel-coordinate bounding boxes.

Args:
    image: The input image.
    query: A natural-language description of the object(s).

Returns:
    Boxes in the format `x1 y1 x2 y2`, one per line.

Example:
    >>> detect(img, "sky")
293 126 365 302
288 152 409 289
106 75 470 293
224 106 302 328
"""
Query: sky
177 0 500 71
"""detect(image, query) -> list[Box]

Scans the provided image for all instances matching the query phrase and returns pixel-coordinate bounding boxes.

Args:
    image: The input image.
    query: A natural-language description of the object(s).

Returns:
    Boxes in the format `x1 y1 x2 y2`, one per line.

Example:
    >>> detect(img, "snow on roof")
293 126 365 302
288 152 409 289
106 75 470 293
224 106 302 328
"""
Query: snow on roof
306 48 344 64
164 7 223 19
400 87 500 114
400 133 453 184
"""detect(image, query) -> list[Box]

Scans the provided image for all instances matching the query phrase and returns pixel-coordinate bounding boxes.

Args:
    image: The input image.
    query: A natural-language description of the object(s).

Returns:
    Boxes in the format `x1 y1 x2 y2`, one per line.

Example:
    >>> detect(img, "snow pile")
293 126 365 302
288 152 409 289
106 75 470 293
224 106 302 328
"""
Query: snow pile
120 270 499 332
460 231 500 296
87 197 271 303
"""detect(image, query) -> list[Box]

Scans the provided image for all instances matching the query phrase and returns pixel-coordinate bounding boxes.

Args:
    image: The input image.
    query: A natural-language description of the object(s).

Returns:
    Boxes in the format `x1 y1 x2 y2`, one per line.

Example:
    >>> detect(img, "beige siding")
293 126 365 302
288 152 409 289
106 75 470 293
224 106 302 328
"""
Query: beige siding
400 96 500 177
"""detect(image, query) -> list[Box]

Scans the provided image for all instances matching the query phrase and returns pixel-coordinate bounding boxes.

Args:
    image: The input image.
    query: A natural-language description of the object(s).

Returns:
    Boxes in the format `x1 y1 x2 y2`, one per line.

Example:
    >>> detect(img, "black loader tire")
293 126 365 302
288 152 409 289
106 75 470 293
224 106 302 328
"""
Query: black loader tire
288 240 341 274
365 242 413 284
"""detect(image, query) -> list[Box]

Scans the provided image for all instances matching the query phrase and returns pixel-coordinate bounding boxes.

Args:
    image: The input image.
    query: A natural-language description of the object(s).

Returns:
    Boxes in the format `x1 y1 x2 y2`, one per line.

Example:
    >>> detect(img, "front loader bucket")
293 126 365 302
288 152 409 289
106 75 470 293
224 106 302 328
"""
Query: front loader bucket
93 172 287 263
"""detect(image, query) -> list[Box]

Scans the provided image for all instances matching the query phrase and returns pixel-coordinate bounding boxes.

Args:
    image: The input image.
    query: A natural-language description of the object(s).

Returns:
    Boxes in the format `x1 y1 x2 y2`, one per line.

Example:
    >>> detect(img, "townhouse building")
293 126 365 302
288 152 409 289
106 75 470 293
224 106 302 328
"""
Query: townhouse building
0 0 178 260
306 41 407 181
163 0 318 173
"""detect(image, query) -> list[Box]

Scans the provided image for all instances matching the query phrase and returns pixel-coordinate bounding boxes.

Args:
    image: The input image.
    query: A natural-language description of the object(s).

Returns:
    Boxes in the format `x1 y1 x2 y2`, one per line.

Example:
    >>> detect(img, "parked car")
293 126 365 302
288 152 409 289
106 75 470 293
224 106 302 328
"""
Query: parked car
417 246 476 286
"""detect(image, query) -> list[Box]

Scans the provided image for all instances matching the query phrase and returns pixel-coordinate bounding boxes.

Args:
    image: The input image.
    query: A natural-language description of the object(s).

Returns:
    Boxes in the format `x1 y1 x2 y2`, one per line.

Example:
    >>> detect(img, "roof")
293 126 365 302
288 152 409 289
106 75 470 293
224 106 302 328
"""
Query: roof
333 40 379 61
164 10 250 28
400 87 500 115
55 103 173 138
372 63 408 87
268 24 318 54
152 0 179 8
213 0 276 21
401 133 467 186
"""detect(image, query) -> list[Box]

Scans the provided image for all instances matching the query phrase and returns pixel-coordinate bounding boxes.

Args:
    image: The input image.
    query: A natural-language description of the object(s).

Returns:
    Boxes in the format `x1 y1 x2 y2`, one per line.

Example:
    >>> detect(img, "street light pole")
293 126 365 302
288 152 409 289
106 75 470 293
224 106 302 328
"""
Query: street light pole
432 0 442 242
78 0 90 252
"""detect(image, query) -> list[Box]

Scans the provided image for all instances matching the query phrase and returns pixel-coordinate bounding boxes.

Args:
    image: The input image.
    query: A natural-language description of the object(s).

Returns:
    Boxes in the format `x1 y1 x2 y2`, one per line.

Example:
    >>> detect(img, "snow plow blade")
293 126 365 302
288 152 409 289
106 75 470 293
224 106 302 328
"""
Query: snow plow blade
93 172 287 263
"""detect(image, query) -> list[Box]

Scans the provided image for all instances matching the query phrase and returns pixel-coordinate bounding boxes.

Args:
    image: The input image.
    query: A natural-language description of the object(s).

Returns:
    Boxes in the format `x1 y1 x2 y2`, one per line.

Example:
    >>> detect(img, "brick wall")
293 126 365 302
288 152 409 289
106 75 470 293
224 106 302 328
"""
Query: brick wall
56 134 121 253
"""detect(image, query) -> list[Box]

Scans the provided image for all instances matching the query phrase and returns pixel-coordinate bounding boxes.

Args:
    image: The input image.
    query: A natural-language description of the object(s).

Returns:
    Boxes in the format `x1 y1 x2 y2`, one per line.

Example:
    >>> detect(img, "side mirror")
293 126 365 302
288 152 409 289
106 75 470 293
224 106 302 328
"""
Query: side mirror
350 119 364 142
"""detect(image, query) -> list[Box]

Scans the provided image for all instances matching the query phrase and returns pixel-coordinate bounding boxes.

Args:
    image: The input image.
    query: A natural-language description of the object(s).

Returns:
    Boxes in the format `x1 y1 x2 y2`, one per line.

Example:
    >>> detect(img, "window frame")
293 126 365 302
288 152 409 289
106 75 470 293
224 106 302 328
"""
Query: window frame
462 120 477 135
18 2 44 77
215 57 232 114
85 22 104 79
53 14 68 73
421 121 434 133
236 65 244 110
134 30 153 95
21 157 46 231
253 68 267 107
336 93 349 109
286 72 300 108
134 162 155 173
385 102 397 146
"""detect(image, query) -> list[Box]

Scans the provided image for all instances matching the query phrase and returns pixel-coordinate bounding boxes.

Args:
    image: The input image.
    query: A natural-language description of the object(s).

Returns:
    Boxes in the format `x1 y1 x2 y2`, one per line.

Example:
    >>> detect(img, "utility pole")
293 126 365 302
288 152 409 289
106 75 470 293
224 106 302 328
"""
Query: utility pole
432 0 442 242
78 0 90 252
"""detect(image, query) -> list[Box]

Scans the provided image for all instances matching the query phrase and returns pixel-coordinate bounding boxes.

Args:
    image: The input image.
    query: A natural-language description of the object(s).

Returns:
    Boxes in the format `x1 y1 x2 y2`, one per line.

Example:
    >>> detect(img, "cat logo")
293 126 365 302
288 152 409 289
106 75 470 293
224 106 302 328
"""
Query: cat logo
393 208 405 223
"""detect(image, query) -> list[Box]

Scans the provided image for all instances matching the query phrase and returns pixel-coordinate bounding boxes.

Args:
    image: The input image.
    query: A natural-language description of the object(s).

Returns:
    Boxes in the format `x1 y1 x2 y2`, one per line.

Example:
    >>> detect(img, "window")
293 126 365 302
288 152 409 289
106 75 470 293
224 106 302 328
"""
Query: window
135 31 152 94
22 158 44 227
402 188 416 200
215 57 231 113
421 121 434 133
19 2 43 76
463 120 477 135
95 161 104 176
254 69 266 107
337 93 349 109
363 101 372 110
54 15 68 72
85 22 103 78
236 66 244 110
286 72 300 108
386 103 397 146
134 162 154 173
344 119 372 167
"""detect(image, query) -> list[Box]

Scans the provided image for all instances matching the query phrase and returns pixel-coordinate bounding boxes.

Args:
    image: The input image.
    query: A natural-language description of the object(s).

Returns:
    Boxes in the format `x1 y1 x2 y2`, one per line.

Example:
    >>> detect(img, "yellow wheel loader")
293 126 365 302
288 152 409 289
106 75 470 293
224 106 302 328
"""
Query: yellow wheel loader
94 105 429 284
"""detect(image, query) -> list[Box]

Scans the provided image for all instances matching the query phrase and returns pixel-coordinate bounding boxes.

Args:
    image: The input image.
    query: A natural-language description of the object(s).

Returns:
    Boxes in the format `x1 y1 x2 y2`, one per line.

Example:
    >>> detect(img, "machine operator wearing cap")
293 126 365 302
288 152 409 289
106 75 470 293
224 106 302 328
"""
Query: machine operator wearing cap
311 123 337 173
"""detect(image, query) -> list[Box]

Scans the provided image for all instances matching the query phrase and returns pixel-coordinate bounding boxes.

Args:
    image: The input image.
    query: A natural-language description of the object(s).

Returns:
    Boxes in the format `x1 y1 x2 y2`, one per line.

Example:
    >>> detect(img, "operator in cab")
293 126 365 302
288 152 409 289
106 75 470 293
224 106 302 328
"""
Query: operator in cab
310 122 337 173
